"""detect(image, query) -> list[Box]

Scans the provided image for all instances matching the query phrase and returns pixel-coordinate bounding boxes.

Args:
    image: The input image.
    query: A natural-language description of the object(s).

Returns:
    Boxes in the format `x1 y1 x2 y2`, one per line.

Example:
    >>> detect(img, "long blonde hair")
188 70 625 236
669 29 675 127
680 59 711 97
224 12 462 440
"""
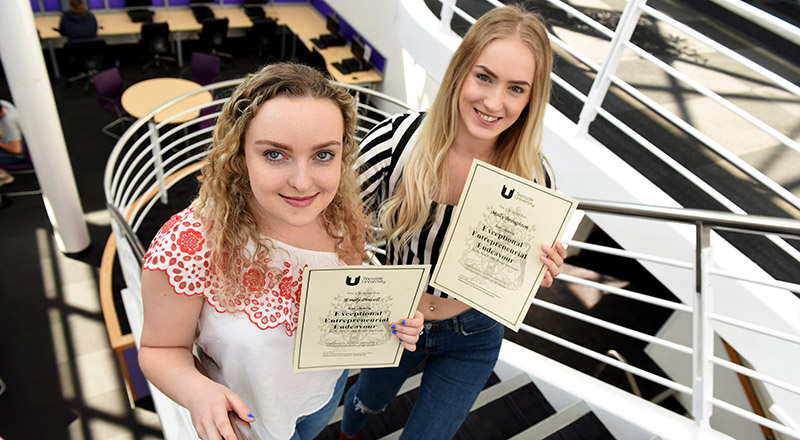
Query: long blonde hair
196 62 366 306
380 4 553 246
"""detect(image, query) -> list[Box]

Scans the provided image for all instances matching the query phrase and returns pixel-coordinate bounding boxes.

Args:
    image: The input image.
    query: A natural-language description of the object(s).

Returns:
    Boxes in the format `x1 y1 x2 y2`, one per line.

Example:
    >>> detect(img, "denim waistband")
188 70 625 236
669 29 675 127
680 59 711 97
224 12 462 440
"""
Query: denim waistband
423 307 491 331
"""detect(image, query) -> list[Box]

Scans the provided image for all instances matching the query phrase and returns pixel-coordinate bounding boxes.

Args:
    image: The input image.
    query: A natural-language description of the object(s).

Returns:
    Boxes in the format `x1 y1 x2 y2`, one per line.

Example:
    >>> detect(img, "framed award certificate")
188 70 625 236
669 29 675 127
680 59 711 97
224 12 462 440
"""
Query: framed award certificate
293 265 430 372
430 160 578 331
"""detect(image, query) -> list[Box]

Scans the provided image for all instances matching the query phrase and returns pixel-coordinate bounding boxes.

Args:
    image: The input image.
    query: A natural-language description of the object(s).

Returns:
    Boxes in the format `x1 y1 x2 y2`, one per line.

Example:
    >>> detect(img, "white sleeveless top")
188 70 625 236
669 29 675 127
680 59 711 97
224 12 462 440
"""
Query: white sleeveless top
143 205 344 440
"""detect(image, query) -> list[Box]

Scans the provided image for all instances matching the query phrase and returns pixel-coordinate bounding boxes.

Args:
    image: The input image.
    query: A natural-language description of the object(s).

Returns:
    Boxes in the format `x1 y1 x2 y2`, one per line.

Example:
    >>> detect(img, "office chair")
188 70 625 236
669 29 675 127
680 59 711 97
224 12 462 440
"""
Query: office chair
186 52 221 86
246 17 277 59
140 22 176 72
306 47 329 75
67 38 106 93
197 99 219 130
93 67 133 139
199 18 232 59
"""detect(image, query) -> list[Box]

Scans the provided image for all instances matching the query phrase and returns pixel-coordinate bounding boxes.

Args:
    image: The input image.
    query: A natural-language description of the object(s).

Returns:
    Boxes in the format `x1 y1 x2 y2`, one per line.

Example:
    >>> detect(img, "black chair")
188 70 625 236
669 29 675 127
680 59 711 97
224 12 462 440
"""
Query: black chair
67 38 106 93
140 22 176 72
306 47 329 74
199 18 232 59
246 17 277 59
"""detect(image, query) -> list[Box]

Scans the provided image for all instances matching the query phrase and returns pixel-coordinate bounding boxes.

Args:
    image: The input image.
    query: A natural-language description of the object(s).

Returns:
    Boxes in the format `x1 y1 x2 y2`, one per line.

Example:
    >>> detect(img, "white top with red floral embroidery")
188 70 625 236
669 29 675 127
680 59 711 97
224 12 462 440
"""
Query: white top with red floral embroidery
142 205 345 440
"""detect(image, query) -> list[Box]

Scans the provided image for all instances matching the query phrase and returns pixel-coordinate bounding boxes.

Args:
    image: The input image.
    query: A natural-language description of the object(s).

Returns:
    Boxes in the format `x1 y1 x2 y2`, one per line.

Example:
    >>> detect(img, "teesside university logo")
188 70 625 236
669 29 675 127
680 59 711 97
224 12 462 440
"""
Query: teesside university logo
501 185 515 199
345 276 361 286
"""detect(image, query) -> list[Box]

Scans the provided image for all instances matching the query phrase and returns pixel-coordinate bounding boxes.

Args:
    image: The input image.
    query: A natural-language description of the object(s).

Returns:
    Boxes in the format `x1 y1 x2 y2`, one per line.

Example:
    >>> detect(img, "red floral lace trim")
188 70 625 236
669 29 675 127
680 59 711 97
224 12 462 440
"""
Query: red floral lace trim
142 206 303 335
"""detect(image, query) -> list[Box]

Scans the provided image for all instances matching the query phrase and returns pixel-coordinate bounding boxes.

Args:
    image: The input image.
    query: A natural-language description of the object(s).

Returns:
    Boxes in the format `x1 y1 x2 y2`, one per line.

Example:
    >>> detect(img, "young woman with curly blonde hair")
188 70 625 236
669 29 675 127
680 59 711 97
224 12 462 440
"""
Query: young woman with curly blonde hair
139 62 424 440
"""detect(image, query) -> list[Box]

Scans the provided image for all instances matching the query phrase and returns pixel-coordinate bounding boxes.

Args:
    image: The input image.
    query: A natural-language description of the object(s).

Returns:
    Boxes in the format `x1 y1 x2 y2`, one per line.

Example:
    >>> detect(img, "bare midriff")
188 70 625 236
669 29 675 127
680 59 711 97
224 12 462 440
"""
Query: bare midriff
419 295 472 321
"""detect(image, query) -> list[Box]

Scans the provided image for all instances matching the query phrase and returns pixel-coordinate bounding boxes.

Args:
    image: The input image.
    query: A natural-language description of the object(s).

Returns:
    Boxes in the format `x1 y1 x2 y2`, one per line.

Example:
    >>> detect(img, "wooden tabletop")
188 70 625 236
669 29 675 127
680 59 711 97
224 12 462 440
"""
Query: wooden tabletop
266 4 383 84
35 4 383 84
121 77 212 123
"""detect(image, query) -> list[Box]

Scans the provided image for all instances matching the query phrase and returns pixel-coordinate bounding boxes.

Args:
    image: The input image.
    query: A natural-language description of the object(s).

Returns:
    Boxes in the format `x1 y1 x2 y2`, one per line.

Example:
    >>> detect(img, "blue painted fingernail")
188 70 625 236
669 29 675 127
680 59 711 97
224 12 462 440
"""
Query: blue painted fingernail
401 320 406 324
392 329 397 334
399 339 403 342
247 413 254 419
391 324 396 329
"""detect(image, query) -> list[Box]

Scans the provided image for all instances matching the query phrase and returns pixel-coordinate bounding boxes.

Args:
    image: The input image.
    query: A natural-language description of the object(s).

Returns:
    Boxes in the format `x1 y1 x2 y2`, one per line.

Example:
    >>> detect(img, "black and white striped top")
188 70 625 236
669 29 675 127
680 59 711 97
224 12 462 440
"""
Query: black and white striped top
355 111 457 298
355 111 553 299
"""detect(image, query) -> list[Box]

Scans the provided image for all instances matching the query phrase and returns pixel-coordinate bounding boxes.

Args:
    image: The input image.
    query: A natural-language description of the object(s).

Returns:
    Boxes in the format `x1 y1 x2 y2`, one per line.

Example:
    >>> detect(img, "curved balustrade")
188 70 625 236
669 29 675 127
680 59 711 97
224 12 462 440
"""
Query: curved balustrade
103 75 800 439
102 78 414 440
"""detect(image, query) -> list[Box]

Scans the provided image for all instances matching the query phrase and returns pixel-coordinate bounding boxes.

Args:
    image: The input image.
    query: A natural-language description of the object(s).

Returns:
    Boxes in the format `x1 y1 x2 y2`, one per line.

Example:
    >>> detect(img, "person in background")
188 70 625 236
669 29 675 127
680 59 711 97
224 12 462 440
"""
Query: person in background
340 5 566 439
138 62 424 440
58 0 98 42
0 100 25 190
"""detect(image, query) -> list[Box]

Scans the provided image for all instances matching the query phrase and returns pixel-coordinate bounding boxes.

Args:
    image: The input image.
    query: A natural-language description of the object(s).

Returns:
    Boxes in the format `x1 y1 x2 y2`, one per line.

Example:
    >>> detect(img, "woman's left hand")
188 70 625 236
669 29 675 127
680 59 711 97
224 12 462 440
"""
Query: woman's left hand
540 242 567 288
390 309 425 352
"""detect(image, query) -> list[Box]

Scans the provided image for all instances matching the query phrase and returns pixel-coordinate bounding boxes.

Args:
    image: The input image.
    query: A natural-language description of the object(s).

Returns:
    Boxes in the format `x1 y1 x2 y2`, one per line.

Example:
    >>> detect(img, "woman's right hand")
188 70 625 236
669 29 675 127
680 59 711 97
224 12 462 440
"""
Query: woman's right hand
186 380 255 440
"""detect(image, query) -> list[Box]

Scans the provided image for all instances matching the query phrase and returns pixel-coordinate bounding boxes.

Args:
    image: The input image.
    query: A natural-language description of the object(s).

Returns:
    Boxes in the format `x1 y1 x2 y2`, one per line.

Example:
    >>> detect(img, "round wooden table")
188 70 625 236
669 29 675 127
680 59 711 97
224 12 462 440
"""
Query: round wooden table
121 77 213 123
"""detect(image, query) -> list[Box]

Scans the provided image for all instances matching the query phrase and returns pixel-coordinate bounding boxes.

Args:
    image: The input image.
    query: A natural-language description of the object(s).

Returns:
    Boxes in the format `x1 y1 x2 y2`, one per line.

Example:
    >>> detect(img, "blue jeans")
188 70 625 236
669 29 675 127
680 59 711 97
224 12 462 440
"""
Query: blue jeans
0 150 26 166
291 369 348 440
341 308 503 440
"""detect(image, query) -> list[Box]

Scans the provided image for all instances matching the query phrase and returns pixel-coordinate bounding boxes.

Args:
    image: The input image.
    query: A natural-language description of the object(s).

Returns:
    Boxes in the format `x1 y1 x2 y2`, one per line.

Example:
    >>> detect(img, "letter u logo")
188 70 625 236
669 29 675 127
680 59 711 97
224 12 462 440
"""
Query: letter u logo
345 276 360 286
501 185 515 199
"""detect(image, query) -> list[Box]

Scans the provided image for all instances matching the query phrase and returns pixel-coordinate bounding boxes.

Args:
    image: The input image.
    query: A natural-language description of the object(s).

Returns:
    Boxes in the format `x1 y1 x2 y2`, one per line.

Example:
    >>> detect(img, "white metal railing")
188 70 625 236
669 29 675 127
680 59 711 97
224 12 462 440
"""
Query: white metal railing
438 0 800 253
431 0 800 437
103 79 414 440
105 79 800 439
104 0 800 437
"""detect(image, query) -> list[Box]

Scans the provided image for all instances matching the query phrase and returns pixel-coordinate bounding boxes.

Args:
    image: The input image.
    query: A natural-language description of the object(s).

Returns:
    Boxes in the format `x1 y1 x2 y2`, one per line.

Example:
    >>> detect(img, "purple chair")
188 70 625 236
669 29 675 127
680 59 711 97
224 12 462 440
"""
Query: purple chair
93 67 133 139
197 101 219 131
190 52 221 86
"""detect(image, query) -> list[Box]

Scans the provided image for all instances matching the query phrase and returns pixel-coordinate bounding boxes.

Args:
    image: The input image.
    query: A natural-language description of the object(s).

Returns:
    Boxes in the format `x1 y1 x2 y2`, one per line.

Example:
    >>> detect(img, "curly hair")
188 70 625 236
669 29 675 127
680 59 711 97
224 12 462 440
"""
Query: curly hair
195 62 366 307
380 4 553 246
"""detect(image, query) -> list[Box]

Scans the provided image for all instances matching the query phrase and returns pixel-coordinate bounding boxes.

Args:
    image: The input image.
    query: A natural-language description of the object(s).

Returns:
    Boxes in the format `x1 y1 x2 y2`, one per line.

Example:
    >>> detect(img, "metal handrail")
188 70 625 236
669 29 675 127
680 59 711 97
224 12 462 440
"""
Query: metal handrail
431 1 800 437
103 79 416 440
548 0 800 216
577 199 800 236
104 2 800 433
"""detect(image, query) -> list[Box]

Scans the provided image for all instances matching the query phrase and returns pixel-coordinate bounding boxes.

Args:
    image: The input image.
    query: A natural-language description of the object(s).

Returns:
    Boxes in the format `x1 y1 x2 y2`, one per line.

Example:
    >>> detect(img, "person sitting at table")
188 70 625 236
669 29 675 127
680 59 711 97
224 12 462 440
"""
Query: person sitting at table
58 0 98 42
0 99 28 188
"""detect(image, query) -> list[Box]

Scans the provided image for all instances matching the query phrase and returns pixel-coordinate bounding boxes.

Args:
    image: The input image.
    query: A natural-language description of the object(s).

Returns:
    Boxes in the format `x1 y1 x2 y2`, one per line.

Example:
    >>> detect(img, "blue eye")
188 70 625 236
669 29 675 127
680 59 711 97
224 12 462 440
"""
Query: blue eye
316 151 334 161
264 150 284 161
477 73 490 82
510 86 524 94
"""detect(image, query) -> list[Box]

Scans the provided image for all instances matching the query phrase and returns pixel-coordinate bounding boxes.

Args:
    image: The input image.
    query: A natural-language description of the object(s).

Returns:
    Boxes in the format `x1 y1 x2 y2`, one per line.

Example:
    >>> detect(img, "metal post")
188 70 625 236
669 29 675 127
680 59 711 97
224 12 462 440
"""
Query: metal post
0 0 90 254
148 121 169 204
577 0 648 134
439 0 456 33
691 222 714 432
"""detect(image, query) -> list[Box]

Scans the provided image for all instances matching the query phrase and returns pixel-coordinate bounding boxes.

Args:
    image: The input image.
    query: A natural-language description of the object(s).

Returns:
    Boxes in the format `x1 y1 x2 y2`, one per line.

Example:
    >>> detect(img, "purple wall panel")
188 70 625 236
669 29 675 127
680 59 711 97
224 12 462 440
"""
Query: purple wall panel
42 0 60 12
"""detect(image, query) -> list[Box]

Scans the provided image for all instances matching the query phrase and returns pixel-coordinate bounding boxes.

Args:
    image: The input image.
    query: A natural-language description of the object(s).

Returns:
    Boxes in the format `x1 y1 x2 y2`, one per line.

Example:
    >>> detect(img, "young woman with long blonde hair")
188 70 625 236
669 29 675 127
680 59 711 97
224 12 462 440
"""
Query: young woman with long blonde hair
341 5 567 439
